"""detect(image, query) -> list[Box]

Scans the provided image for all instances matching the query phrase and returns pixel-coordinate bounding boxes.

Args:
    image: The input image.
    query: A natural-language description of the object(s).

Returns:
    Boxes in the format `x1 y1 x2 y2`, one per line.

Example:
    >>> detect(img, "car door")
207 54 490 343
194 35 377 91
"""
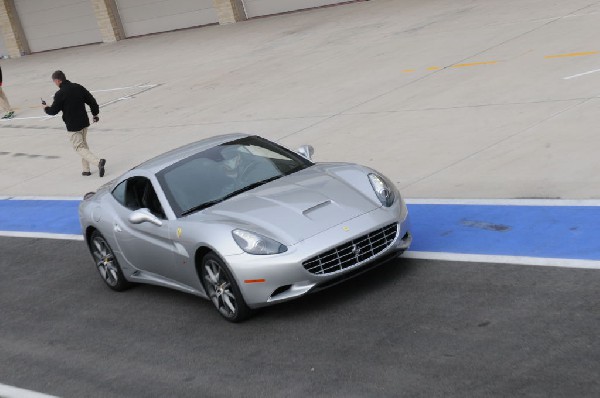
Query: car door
111 176 178 280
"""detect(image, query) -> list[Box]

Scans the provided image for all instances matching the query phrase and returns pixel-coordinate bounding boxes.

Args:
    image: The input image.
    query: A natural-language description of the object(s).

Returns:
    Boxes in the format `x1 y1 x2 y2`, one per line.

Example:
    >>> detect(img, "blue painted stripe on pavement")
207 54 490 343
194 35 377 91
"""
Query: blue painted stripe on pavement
0 200 599 261
0 200 82 235
408 204 600 260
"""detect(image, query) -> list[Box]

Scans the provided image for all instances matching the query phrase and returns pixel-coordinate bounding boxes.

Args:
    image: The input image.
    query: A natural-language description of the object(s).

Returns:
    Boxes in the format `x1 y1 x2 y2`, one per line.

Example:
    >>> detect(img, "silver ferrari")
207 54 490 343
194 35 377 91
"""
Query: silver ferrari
79 134 412 322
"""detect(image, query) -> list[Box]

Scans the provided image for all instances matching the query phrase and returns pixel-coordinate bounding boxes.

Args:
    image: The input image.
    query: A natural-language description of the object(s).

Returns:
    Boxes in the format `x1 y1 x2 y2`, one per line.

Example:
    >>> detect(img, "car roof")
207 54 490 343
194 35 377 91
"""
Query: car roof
133 133 250 174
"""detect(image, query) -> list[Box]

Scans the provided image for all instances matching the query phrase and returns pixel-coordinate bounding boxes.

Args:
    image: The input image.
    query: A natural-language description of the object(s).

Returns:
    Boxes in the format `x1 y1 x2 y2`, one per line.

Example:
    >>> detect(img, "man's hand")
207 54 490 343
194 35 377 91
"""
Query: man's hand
93 115 99 123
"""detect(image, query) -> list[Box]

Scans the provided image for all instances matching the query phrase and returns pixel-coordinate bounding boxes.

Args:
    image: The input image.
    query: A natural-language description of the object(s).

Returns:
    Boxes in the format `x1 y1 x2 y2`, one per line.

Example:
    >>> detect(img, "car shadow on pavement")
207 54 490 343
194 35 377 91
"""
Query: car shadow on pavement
120 256 419 324
256 256 419 321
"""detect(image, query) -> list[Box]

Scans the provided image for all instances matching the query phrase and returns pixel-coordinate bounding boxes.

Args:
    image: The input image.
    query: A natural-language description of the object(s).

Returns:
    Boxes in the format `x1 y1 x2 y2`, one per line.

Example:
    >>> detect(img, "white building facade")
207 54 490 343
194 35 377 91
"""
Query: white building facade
0 0 362 58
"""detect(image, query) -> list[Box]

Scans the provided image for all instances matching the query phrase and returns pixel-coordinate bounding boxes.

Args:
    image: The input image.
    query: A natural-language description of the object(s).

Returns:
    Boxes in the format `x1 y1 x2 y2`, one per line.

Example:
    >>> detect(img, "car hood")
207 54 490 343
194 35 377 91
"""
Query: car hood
201 168 378 244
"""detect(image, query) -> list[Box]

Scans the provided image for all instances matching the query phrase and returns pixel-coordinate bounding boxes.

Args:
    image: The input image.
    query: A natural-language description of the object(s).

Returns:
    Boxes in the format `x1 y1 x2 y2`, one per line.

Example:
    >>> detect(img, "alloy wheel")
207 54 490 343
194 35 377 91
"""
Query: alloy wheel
203 258 238 318
91 236 119 287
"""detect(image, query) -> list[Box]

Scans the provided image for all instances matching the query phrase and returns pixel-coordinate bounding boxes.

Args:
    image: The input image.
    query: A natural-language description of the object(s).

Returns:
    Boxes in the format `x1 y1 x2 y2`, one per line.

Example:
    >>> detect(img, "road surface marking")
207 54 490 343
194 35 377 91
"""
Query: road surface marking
90 83 159 93
0 231 83 241
563 67 600 80
405 251 600 270
2 198 599 268
545 51 599 59
0 84 159 122
405 198 600 206
0 115 55 122
451 61 498 67
0 383 60 398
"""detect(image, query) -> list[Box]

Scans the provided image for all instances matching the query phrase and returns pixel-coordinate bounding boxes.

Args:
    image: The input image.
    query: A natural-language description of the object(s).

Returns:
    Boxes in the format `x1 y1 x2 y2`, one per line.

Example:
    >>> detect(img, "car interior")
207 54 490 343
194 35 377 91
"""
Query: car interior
122 177 166 219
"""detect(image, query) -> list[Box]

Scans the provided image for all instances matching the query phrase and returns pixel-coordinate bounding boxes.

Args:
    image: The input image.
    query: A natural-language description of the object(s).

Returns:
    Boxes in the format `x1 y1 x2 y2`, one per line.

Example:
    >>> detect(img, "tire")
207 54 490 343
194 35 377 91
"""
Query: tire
88 230 131 291
200 252 252 322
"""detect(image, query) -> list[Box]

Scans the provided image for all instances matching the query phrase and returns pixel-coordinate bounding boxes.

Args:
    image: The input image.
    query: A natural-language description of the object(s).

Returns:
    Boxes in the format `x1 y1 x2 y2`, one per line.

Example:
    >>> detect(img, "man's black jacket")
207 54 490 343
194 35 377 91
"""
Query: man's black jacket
45 80 99 132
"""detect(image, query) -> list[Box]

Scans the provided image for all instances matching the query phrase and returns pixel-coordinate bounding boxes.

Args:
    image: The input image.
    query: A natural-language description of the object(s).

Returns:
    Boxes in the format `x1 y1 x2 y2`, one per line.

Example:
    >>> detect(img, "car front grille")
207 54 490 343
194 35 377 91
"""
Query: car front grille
302 223 398 275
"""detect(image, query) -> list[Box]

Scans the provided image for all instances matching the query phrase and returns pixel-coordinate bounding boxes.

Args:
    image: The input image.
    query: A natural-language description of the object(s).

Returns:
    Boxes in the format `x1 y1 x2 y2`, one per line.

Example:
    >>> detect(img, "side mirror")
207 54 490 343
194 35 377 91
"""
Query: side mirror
297 145 314 160
129 208 163 227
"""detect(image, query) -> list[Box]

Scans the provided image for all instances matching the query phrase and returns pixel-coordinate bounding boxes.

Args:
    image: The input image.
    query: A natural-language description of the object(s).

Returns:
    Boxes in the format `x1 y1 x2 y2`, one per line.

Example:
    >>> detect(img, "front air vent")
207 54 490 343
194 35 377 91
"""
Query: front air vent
302 223 398 275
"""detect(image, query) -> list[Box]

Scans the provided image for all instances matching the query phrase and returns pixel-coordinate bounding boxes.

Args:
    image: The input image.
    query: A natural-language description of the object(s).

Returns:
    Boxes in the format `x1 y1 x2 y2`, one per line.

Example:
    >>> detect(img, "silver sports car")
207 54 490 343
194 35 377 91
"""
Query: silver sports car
80 134 412 322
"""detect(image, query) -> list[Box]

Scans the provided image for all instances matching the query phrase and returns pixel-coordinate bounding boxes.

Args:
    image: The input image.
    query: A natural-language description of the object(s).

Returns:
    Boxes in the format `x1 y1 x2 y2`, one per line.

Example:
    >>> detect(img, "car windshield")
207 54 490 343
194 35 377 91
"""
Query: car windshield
157 136 313 217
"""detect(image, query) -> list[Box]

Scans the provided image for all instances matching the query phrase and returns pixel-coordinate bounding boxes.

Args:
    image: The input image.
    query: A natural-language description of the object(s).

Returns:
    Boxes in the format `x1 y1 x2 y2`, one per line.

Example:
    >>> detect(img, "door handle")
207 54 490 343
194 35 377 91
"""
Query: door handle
114 224 122 233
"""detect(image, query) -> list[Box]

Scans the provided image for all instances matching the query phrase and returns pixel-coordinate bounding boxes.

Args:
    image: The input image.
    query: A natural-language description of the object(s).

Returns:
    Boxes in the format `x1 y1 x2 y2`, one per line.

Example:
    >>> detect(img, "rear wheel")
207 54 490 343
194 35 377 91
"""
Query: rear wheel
201 252 251 322
89 230 130 291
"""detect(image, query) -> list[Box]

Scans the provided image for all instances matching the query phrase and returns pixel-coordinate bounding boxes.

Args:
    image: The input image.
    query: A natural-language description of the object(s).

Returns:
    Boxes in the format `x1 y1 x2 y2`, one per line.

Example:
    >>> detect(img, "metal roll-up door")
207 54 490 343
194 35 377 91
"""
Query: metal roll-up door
116 0 218 38
14 0 102 53
242 0 347 18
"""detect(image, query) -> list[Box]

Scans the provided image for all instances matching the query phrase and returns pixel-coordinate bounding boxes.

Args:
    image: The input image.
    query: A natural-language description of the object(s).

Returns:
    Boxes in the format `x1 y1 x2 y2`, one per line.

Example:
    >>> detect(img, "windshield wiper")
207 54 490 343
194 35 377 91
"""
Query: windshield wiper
181 175 283 216
221 175 283 200
181 198 227 216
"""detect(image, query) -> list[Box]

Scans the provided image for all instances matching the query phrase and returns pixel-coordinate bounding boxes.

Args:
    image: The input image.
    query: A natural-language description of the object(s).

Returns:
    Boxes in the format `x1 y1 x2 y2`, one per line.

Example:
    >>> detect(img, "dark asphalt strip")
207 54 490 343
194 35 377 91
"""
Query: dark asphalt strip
0 237 598 398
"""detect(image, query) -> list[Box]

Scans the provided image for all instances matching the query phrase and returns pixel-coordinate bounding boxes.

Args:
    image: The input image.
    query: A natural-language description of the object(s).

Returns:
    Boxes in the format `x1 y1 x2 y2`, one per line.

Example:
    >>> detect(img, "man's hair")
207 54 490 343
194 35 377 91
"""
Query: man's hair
51 70 66 81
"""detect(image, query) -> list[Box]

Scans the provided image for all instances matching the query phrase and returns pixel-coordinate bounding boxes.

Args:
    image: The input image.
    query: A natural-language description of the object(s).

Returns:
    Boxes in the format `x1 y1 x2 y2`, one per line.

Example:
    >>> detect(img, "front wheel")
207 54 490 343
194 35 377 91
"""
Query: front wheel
88 230 131 291
201 253 252 322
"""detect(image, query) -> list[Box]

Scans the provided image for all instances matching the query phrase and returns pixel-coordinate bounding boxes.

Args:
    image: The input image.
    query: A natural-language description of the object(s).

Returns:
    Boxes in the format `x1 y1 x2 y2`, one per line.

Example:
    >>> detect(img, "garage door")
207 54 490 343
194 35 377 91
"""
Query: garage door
116 0 218 38
242 0 347 18
14 0 102 53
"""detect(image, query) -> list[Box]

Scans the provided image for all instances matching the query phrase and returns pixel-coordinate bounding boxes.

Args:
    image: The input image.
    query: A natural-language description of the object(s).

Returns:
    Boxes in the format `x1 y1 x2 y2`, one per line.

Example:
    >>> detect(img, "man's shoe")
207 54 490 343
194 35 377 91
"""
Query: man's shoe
82 171 91 176
1 111 14 119
98 159 106 177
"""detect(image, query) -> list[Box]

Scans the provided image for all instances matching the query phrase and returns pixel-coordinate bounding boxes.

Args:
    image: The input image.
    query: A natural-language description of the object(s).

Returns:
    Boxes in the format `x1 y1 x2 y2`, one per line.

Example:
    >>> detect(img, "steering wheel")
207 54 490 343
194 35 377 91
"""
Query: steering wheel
235 160 262 188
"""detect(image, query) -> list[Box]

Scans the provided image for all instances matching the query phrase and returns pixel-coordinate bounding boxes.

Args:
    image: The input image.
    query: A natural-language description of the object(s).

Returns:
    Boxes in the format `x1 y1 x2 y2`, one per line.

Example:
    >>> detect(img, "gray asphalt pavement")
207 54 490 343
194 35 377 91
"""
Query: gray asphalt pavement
1 237 598 397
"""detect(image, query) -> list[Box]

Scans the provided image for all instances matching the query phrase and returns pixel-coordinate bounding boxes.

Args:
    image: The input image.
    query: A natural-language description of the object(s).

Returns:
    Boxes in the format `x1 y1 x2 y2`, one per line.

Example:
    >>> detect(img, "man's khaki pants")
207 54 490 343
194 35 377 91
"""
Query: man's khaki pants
70 128 100 173
0 87 12 112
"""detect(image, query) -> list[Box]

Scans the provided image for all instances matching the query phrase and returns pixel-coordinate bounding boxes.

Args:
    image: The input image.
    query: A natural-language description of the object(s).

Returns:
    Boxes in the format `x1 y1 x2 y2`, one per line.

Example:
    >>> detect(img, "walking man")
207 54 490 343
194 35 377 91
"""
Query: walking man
43 70 106 177
0 64 15 119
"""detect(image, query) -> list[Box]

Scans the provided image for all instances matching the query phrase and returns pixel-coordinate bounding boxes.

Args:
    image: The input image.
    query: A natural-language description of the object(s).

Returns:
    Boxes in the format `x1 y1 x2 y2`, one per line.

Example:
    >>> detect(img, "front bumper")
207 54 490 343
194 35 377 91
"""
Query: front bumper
224 204 411 309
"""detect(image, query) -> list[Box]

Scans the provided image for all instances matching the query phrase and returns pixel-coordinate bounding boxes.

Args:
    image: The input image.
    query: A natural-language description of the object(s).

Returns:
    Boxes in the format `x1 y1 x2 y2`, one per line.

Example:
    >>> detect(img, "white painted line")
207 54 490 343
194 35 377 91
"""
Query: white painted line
0 115 55 122
0 231 83 241
563 68 600 80
100 97 132 107
0 383 60 398
90 83 158 93
3 196 600 206
0 196 83 200
405 198 600 206
404 251 600 270
0 83 159 123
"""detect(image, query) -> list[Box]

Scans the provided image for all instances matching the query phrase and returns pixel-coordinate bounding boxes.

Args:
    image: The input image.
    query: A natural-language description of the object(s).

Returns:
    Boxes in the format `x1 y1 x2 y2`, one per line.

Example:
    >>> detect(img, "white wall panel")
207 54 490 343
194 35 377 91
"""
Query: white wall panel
14 0 102 53
116 0 218 38
242 0 346 18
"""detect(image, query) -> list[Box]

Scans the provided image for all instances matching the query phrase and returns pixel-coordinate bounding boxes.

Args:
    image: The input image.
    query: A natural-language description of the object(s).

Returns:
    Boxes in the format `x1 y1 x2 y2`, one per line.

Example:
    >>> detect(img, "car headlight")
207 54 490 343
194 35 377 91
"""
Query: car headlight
368 173 396 207
232 229 288 255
